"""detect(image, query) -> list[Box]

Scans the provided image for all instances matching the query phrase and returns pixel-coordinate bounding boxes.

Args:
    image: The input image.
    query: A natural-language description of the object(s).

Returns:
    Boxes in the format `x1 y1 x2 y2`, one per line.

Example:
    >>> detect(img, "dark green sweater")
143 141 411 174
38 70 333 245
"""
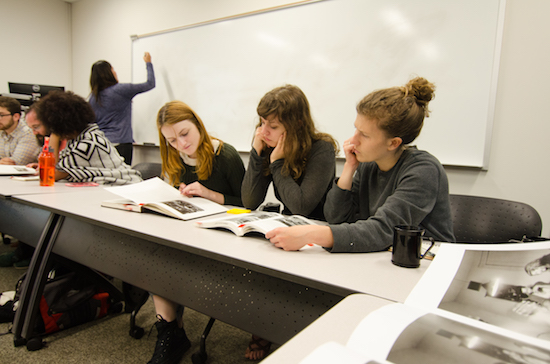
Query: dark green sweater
179 143 245 206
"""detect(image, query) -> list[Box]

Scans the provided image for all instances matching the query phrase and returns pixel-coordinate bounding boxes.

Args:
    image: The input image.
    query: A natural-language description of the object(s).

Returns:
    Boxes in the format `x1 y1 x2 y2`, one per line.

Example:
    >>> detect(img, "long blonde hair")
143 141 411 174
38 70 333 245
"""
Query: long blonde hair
256 85 338 179
157 101 222 186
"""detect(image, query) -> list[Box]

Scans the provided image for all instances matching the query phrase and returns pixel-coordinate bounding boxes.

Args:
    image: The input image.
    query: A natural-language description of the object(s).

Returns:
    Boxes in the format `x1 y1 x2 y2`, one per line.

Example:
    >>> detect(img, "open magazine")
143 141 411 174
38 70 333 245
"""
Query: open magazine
102 177 227 221
301 241 550 364
195 211 317 236
0 165 37 176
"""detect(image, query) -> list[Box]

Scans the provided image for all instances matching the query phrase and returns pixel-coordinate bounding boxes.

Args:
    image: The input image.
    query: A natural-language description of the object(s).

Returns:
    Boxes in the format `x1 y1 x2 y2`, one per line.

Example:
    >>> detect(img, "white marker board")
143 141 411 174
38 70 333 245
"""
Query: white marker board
132 0 505 168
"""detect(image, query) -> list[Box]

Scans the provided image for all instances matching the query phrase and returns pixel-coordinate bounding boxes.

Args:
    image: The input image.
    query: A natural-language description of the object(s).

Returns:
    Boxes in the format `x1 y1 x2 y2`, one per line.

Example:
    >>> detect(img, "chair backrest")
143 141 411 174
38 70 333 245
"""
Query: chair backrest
131 162 162 180
449 194 542 243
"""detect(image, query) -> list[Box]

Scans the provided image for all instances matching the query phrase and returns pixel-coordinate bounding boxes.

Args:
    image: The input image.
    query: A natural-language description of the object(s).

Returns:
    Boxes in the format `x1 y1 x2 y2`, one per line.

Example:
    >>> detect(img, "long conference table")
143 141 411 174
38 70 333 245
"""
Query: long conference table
0 176 430 351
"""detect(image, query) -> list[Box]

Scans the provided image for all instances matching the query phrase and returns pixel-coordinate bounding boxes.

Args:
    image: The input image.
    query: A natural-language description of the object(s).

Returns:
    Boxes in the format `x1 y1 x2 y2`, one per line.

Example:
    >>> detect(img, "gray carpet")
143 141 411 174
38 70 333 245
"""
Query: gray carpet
0 239 277 363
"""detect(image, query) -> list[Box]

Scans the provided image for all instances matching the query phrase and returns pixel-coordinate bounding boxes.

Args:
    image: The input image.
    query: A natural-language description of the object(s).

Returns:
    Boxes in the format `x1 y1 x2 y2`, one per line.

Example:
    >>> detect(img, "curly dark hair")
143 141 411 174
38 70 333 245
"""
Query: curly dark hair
36 91 96 140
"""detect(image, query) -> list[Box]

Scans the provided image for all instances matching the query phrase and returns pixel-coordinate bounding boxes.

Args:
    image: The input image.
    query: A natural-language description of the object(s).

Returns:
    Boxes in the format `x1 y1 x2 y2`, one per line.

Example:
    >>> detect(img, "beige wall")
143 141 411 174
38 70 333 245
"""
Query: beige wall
0 0 71 92
4 0 550 236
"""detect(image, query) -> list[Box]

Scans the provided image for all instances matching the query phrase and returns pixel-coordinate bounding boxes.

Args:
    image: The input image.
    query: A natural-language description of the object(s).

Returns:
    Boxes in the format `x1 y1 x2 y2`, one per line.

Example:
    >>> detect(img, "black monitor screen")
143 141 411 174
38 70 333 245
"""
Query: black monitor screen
8 82 64 98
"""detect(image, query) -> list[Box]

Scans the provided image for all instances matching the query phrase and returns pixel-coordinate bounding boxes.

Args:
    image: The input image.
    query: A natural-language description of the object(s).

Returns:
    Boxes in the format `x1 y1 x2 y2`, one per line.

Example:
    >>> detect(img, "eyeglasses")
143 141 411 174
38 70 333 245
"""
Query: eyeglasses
0 113 12 118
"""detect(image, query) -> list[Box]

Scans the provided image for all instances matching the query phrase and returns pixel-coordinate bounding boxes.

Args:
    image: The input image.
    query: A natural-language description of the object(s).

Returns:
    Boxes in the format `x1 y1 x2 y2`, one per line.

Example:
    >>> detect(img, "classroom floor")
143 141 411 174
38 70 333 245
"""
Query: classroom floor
0 239 278 363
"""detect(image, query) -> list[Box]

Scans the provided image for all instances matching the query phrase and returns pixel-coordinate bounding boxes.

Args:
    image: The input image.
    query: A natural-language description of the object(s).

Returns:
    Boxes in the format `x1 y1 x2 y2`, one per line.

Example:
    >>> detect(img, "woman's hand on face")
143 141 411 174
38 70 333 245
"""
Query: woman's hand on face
343 138 359 170
252 127 266 156
270 132 286 163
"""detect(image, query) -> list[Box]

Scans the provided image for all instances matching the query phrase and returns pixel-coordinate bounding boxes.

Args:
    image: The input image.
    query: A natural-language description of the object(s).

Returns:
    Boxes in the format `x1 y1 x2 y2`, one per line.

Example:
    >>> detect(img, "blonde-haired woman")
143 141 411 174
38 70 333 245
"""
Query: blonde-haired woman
148 100 245 364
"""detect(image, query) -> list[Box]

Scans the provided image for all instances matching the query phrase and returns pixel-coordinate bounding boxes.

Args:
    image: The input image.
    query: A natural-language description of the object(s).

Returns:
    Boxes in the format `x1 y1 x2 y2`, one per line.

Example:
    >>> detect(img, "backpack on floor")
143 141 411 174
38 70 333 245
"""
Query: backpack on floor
34 270 114 334
8 267 121 336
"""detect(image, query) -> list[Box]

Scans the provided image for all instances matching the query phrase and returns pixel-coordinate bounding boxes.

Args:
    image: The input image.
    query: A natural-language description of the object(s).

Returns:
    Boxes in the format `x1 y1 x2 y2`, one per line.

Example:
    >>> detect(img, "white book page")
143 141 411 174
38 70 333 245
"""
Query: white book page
249 214 317 234
406 241 550 344
347 302 550 364
104 177 181 203
197 211 282 229
299 341 379 364
347 303 423 360
0 165 37 175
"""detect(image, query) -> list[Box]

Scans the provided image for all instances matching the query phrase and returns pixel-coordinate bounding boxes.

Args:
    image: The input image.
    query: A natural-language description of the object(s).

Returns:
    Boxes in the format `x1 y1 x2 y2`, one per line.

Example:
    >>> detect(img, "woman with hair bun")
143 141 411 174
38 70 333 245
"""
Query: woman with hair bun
264 77 456 252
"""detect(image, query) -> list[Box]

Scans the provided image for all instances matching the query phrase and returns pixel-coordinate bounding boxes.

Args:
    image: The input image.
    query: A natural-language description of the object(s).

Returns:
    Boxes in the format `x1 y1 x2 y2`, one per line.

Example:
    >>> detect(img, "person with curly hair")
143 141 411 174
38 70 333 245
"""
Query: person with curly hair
264 77 455 252
35 91 142 185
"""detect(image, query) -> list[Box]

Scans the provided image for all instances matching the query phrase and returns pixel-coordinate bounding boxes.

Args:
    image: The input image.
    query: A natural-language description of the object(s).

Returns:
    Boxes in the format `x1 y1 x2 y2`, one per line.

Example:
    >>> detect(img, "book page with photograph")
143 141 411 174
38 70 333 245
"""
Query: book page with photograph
405 241 550 343
196 211 317 236
346 302 550 364
104 177 227 220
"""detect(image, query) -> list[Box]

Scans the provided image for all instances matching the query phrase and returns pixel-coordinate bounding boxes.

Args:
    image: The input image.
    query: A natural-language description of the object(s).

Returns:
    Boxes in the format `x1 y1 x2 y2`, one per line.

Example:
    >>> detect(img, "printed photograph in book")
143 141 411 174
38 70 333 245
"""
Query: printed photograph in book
386 312 550 364
437 248 550 341
195 211 317 237
163 200 203 214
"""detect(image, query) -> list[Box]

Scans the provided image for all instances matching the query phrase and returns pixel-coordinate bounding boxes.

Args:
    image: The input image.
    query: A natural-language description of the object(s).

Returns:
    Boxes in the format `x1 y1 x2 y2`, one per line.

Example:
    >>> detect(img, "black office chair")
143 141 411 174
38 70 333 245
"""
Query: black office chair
132 162 162 181
124 162 163 339
449 194 544 243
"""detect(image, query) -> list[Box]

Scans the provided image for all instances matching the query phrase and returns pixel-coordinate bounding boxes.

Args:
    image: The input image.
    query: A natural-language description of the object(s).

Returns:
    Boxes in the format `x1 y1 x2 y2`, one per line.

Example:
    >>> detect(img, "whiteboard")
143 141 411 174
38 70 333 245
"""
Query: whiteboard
132 0 504 168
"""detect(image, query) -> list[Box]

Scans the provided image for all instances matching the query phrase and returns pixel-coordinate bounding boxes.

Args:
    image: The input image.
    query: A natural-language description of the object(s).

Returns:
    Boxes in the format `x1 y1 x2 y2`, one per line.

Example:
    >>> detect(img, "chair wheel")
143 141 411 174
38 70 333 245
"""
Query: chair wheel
129 326 144 339
26 337 44 351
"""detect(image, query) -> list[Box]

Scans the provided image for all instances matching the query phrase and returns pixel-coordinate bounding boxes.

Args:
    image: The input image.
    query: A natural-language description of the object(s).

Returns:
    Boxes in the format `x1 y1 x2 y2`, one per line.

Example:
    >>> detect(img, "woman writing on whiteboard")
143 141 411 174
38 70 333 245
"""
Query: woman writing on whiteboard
148 100 245 364
263 77 455 252
88 52 155 165
241 84 338 360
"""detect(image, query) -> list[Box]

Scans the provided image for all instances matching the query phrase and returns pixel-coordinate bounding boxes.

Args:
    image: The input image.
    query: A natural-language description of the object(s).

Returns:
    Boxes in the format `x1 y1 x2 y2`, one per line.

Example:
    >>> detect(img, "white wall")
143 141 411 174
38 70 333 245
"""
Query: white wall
5 0 550 236
0 0 71 93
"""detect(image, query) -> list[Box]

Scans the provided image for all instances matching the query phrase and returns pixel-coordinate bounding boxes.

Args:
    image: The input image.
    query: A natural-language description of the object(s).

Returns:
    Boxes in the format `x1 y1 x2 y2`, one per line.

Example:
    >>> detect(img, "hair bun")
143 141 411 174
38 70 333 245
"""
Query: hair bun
403 77 435 107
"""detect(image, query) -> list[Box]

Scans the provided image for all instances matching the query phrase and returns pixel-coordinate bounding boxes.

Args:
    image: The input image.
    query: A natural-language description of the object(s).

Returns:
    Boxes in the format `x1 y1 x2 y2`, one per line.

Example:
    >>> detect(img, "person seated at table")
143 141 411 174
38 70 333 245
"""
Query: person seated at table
0 97 41 268
148 100 245 364
263 77 455 252
24 103 66 166
0 96 40 165
241 84 338 360
242 84 339 220
35 91 142 185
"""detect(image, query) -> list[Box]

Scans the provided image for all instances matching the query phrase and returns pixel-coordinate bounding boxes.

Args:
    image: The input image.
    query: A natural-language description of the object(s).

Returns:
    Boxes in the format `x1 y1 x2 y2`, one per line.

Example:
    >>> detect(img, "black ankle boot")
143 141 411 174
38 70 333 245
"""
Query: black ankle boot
147 314 191 364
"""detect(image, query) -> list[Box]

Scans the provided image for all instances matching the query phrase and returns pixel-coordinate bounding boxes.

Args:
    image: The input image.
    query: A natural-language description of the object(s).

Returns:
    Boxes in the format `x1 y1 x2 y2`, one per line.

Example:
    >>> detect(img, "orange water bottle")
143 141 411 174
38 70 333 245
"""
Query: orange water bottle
39 137 55 186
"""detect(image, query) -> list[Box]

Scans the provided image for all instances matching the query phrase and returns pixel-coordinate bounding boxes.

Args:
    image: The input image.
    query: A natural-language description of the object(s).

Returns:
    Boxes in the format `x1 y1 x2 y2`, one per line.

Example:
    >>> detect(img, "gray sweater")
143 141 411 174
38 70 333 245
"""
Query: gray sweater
325 147 455 252
242 139 335 220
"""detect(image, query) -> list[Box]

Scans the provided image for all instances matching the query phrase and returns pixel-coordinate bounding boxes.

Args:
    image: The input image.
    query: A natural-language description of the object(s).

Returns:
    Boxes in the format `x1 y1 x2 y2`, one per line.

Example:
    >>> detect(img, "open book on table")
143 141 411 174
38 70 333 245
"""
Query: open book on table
195 211 317 236
102 177 227 221
0 165 37 176
301 240 550 364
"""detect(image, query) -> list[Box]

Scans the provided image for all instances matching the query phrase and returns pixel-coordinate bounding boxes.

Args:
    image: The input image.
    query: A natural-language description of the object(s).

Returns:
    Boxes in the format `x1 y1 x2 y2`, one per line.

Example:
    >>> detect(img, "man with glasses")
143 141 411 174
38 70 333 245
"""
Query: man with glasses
0 96 40 165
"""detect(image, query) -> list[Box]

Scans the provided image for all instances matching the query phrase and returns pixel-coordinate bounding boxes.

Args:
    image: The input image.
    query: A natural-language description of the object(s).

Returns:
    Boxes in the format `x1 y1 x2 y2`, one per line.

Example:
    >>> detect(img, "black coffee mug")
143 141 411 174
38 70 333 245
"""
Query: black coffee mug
391 225 435 268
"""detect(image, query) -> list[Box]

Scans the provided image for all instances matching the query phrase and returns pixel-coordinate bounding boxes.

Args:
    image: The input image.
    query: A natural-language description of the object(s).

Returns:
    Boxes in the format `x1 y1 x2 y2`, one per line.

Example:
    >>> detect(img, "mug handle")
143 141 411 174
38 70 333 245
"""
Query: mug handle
419 237 435 259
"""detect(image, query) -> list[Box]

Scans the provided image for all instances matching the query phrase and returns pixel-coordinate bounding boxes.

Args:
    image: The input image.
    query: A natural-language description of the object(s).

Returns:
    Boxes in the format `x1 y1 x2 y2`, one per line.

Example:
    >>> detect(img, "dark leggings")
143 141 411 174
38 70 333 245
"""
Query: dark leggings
115 143 133 166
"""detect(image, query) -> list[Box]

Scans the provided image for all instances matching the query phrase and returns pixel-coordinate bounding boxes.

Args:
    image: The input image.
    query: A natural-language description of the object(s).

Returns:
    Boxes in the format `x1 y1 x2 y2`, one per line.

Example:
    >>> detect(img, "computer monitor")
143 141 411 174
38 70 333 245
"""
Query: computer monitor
8 82 64 99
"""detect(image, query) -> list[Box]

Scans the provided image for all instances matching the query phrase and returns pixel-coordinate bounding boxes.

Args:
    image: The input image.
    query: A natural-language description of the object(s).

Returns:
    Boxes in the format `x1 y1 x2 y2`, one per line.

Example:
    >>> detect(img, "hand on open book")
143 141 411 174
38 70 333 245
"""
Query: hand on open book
179 181 224 205
265 225 334 251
